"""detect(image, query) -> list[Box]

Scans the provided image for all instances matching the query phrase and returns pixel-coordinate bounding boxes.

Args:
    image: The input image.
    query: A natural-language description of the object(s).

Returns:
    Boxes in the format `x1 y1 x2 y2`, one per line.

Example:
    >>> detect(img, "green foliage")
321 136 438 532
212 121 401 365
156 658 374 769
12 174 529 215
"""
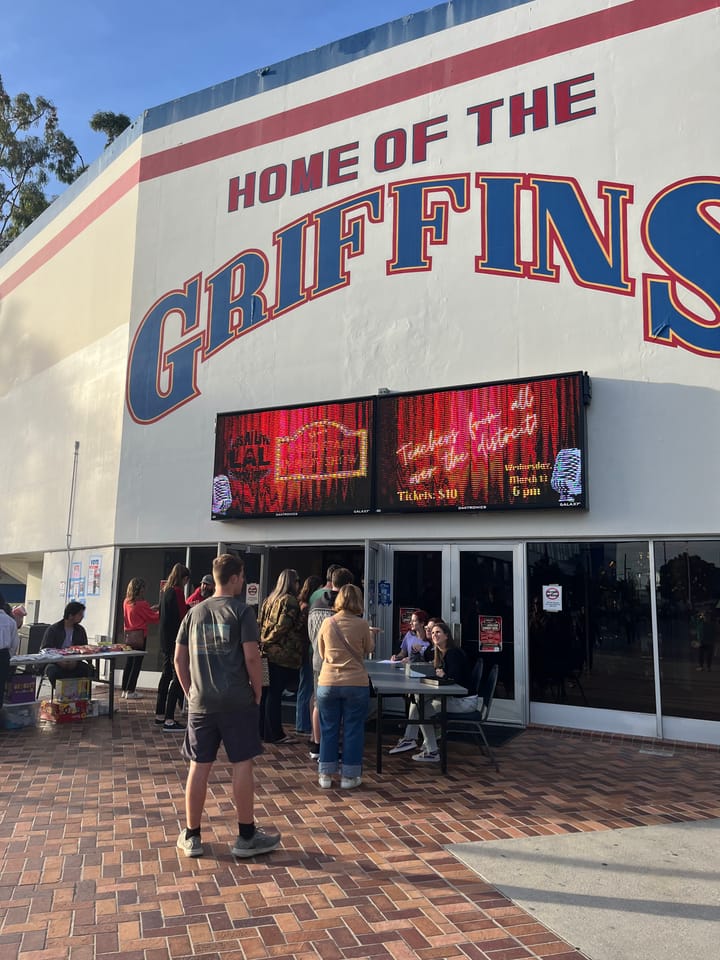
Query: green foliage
89 111 131 148
0 73 85 252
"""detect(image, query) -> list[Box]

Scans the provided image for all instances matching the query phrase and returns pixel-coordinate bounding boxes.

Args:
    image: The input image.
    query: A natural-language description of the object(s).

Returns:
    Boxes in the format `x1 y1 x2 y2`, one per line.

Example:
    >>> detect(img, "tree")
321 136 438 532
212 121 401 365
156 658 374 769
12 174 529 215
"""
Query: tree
0 74 85 251
89 111 131 148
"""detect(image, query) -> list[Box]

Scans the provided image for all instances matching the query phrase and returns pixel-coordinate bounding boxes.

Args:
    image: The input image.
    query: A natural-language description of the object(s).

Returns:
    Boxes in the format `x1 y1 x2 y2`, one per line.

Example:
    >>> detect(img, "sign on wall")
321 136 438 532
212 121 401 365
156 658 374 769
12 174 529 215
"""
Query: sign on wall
376 372 587 513
543 584 563 612
212 398 374 519
212 372 588 519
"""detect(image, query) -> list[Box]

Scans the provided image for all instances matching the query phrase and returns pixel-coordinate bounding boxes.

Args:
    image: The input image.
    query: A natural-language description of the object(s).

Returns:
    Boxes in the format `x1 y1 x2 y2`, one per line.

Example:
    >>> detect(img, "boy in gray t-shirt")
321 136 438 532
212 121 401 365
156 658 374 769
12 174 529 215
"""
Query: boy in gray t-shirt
174 554 281 860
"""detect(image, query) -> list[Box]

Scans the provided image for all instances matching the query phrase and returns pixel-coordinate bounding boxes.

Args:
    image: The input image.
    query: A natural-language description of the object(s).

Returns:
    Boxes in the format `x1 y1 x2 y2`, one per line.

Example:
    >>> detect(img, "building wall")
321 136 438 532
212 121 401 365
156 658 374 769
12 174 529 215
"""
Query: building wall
1 0 719 573
0 137 143 560
119 0 720 544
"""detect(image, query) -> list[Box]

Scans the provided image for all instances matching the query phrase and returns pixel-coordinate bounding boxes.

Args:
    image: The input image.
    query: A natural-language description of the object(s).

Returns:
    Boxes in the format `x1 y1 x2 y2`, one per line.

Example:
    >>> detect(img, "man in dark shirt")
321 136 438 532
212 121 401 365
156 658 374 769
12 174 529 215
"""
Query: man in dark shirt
41 602 93 689
174 553 281 859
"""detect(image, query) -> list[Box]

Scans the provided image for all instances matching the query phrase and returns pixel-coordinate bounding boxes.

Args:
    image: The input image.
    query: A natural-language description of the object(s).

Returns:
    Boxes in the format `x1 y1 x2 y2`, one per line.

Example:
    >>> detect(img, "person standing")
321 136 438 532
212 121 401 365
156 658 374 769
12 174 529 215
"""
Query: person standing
296 575 323 735
316 584 375 789
186 574 215 607
174 553 281 858
258 569 304 744
309 564 340 606
11 605 26 630
307 567 355 759
121 578 159 699
155 563 190 731
0 595 20 709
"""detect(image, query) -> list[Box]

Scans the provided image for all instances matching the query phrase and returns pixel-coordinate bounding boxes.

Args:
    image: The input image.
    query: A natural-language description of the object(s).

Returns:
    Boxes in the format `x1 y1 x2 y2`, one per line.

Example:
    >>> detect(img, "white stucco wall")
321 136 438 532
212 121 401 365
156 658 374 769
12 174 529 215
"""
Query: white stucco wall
1 0 718 573
0 140 142 559
118 0 720 544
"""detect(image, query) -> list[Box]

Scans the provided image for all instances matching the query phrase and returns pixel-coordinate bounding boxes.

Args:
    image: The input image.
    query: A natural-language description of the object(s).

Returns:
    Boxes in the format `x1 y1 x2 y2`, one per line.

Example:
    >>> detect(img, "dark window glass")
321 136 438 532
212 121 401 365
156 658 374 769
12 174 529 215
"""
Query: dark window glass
459 550 515 700
117 547 184 670
392 552 442 653
188 546 219 587
655 541 720 721
527 542 655 713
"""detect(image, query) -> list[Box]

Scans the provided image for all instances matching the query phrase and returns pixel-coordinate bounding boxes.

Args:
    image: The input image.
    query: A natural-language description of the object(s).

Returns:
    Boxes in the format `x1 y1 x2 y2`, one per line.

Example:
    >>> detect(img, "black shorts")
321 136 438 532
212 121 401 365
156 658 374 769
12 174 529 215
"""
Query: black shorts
181 706 263 764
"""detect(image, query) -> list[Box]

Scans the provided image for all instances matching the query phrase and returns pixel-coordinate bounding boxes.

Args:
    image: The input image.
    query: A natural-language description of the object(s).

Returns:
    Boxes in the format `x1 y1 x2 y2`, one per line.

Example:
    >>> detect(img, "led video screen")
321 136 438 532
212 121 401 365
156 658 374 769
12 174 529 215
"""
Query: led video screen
212 398 374 519
375 372 587 513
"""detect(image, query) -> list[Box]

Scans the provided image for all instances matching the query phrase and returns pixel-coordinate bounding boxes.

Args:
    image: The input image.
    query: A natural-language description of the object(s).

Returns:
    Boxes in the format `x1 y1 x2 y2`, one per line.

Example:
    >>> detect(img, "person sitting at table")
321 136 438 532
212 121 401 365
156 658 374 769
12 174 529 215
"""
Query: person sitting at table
41 601 93 690
316 584 375 789
121 577 159 699
388 619 476 763
391 609 431 662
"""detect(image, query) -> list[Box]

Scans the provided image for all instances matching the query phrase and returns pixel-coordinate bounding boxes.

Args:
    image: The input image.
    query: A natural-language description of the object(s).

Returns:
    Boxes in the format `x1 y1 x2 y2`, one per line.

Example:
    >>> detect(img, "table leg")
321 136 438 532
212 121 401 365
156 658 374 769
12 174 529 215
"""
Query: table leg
108 659 115 719
376 693 383 773
440 698 448 774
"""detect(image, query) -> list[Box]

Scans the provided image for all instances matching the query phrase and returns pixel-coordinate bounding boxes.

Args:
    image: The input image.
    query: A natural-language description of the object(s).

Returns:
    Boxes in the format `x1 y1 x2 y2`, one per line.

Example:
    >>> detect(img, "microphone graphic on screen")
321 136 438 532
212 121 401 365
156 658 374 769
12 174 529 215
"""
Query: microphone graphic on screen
551 448 582 503
212 474 233 514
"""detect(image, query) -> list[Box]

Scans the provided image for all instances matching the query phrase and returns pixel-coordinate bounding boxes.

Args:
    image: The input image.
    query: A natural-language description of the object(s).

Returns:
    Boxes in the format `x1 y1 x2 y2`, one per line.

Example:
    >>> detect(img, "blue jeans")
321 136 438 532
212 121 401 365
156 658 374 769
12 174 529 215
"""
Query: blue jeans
295 651 313 733
316 684 369 778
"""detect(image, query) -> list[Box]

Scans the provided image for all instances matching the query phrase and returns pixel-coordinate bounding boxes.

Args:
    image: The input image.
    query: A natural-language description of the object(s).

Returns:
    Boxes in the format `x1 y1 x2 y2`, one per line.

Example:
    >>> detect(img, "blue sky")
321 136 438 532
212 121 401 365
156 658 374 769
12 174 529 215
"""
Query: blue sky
1 0 428 170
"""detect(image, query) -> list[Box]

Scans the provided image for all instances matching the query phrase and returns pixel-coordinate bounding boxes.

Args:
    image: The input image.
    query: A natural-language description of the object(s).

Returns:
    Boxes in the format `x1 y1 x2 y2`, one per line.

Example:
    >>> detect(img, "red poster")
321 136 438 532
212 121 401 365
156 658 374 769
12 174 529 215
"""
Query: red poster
479 615 503 652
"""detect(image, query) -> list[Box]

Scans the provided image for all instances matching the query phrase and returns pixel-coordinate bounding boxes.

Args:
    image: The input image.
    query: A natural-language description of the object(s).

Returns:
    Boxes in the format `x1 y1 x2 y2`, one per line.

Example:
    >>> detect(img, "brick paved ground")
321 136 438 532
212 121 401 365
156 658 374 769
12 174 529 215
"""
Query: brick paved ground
2 701 719 960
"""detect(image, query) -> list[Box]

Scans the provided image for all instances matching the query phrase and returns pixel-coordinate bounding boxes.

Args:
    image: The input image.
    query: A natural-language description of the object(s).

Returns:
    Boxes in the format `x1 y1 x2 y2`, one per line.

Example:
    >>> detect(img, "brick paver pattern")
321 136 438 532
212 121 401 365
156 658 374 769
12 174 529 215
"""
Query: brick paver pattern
2 703 719 960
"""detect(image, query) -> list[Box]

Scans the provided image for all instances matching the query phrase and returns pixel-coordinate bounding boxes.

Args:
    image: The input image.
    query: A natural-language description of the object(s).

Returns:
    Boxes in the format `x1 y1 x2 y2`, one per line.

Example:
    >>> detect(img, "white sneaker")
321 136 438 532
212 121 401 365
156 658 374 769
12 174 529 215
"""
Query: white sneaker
125 691 142 700
318 774 333 789
388 738 417 755
340 776 362 789
120 691 127 699
412 749 440 763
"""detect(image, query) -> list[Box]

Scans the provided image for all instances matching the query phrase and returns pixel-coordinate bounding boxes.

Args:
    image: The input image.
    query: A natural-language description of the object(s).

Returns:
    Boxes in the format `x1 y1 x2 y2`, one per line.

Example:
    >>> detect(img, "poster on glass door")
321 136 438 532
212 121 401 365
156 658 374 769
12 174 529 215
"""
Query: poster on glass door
479 615 503 652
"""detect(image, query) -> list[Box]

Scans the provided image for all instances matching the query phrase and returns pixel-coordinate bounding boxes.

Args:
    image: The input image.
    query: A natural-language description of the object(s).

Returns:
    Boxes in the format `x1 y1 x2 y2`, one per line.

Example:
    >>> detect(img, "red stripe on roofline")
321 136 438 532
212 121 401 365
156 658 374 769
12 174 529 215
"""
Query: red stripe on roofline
138 0 717 181
0 162 141 300
0 0 716 298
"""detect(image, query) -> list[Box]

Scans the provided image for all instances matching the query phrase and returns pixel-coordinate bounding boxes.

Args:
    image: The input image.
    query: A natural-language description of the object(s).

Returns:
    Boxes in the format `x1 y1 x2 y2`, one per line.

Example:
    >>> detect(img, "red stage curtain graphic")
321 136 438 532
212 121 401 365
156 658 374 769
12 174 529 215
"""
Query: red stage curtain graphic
214 400 373 517
376 374 582 511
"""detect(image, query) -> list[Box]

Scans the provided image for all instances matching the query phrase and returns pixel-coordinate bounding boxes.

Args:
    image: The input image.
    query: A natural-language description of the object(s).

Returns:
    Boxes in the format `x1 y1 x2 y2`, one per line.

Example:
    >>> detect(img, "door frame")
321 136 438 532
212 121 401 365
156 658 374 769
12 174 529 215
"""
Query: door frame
448 542 527 726
386 540 527 726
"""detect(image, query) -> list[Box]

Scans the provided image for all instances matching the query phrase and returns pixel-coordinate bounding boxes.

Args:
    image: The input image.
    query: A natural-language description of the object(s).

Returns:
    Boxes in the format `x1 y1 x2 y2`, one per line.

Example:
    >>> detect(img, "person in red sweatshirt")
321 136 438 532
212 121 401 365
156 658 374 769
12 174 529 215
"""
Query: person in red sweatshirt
121 578 159 699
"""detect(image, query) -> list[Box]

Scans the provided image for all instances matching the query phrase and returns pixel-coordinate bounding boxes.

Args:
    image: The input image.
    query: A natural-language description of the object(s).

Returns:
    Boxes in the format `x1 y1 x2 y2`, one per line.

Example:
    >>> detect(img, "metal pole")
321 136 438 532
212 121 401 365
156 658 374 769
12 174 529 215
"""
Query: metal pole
648 541 663 740
64 441 80 602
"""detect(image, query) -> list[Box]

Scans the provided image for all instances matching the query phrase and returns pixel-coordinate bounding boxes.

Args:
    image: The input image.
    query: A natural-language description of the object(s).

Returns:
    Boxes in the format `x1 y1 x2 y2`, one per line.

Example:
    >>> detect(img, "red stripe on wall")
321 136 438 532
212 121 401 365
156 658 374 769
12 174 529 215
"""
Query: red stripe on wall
139 0 718 181
0 161 141 300
0 0 715 297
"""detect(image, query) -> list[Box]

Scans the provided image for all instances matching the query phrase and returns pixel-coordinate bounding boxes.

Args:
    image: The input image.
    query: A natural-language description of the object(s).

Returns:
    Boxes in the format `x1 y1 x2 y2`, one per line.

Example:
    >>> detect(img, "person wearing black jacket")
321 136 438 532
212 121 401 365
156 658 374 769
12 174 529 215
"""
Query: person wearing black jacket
154 564 190 731
388 620 476 763
41 601 93 690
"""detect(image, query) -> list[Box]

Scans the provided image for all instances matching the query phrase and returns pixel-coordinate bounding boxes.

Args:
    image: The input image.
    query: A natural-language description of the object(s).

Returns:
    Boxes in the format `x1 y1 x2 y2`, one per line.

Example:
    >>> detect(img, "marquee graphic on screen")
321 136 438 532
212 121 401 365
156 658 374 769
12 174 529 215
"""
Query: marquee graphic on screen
212 372 588 519
213 399 374 518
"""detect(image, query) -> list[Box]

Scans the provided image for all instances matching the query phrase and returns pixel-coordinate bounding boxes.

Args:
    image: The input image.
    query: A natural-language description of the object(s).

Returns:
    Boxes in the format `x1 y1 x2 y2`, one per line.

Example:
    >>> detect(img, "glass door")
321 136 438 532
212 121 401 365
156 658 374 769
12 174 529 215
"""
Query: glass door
390 545 450 659
449 544 526 725
225 542 268 614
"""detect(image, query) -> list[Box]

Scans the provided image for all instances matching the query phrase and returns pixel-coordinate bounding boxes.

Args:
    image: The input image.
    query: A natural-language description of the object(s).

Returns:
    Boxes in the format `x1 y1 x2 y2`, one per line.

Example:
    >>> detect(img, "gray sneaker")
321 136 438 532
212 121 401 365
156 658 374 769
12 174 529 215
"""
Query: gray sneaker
231 826 281 858
177 830 203 857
